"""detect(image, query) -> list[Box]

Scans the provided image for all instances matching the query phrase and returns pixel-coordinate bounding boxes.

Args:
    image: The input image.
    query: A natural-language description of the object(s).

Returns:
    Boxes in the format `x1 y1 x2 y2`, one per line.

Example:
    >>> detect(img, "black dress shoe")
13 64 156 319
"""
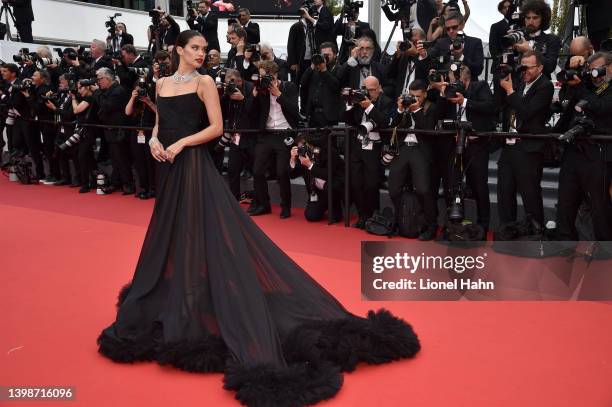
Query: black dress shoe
418 226 437 241
137 191 151 199
352 218 366 229
249 205 272 216
280 207 291 219
79 186 90 193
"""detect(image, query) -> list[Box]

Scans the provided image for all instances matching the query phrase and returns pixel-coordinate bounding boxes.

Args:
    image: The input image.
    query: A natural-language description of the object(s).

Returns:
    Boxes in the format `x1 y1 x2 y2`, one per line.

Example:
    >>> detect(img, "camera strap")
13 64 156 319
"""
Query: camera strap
595 81 609 97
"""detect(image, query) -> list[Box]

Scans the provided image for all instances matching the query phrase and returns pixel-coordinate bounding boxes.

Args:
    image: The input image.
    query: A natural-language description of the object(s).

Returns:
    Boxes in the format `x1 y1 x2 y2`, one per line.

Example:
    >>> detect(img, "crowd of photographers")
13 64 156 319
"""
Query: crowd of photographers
1 0 611 242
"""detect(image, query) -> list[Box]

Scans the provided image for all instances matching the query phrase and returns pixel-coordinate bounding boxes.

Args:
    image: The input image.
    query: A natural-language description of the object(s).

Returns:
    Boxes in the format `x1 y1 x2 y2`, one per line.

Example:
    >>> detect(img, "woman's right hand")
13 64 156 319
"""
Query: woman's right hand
149 138 166 162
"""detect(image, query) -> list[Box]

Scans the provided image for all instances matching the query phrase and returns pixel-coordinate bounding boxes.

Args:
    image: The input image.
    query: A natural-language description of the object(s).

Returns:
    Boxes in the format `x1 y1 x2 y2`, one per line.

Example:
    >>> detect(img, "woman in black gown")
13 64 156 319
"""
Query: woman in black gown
98 30 421 407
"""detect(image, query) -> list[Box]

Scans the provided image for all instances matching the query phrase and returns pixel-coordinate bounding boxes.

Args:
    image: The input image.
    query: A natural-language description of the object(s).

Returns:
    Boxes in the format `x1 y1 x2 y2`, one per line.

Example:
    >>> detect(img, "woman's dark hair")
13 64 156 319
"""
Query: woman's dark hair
520 0 552 31
171 30 204 72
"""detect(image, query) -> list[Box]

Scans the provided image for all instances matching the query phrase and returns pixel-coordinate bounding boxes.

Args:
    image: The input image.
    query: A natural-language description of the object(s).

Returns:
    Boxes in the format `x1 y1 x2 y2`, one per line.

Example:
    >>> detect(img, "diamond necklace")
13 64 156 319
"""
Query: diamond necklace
172 70 198 83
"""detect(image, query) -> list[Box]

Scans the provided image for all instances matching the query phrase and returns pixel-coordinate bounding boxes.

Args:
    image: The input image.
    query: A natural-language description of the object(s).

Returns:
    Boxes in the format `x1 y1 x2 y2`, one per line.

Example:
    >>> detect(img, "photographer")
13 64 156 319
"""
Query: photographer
260 44 290 82
420 11 484 80
249 60 299 218
300 0 335 49
70 79 98 193
73 40 113 80
489 0 515 131
237 8 260 45
385 27 429 99
511 0 561 78
344 75 393 229
287 18 309 83
300 42 342 127
108 22 134 52
205 49 223 78
427 0 470 42
45 75 78 186
94 67 133 195
1 64 22 157
337 36 386 89
219 69 256 200
498 49 553 227
387 79 439 240
555 51 612 241
436 65 496 232
226 26 256 79
149 50 172 83
13 0 34 43
333 2 370 64
115 44 149 92
148 10 180 54
187 0 220 52
289 134 345 223
125 74 157 200
29 69 61 184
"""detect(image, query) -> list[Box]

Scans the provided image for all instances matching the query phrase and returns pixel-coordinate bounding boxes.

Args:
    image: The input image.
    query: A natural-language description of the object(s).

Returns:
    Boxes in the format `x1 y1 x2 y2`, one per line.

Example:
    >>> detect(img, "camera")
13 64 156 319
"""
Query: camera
128 67 150 76
501 29 525 48
245 44 261 62
400 94 417 108
557 67 589 83
451 32 465 51
559 100 595 143
416 40 435 50
438 119 472 155
381 142 399 166
158 62 171 77
357 119 377 146
343 0 364 22
300 0 318 17
63 48 78 61
341 87 369 105
58 126 85 151
297 143 320 160
381 0 415 12
215 132 233 153
12 49 36 64
149 8 163 28
77 46 93 64
137 77 148 97
496 52 518 77
443 81 466 99
37 57 62 68
105 13 122 35
428 69 448 83
251 73 274 93
11 78 34 93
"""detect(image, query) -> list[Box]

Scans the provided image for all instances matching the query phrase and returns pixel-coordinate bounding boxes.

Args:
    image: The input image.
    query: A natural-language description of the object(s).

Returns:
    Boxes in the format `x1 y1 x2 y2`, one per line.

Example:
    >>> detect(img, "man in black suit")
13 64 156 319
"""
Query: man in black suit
300 42 342 127
187 0 220 52
497 50 553 226
512 0 561 78
585 0 611 51
287 19 307 83
387 79 439 240
250 61 300 219
300 0 335 49
385 28 429 99
95 68 133 195
344 76 394 228
438 65 497 232
238 8 260 45
115 45 149 92
12 0 34 43
555 51 612 241
333 7 370 64
289 135 345 223
108 22 134 52
489 0 513 130
422 11 484 81
337 36 386 89
260 44 290 81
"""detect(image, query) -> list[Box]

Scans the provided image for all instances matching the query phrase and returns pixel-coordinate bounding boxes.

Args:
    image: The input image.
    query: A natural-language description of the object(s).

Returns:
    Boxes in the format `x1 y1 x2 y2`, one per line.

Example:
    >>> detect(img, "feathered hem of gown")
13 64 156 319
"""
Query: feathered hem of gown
98 283 421 407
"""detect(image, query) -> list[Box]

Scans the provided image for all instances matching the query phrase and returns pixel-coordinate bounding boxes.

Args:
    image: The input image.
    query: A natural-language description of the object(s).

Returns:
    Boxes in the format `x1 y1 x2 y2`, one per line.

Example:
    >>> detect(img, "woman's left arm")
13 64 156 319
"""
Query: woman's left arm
164 76 223 162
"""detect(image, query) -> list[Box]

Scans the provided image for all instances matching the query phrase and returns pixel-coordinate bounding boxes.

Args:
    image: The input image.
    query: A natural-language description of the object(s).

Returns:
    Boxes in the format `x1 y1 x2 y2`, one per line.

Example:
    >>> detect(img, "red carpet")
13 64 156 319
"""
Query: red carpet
1 177 611 406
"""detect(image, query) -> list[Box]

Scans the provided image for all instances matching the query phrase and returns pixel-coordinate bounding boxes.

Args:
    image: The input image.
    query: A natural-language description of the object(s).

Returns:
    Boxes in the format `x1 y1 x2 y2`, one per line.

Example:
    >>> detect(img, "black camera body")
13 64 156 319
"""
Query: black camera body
559 100 595 143
300 0 318 17
341 87 369 105
401 94 417 108
451 33 465 50
343 0 363 21
251 73 274 93
443 81 466 99
496 51 519 77
438 119 472 155
105 13 121 35
11 78 34 93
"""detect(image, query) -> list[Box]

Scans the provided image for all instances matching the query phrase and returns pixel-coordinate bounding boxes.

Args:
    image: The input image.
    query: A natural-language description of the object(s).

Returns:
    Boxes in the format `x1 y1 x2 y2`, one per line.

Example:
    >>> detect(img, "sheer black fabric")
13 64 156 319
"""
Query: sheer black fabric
98 91 420 406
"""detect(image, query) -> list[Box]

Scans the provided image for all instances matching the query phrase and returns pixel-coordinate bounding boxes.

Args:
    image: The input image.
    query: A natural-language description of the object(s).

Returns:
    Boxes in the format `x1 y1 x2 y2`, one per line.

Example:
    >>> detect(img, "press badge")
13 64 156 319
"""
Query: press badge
310 191 318 202
59 126 65 134
137 130 146 144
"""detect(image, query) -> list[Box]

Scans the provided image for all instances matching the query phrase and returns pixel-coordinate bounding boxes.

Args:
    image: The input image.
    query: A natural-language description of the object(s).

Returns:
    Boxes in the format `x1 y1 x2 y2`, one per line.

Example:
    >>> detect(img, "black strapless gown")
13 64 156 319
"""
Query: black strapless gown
98 92 420 406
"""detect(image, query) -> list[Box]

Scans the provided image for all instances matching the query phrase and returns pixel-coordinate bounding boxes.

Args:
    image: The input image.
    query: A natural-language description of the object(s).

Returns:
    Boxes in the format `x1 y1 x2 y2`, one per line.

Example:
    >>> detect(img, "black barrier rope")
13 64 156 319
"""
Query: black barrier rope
22 117 612 228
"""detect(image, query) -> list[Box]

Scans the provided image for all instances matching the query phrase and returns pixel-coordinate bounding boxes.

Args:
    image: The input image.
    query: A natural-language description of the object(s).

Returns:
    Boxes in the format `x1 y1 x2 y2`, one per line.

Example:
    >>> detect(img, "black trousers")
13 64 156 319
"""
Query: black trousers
15 22 33 43
388 143 437 227
350 138 381 220
228 139 255 200
452 139 491 228
304 183 344 222
556 146 612 241
78 133 96 187
130 130 156 192
253 135 292 209
430 135 454 205
497 144 544 225
108 139 133 188
39 123 60 179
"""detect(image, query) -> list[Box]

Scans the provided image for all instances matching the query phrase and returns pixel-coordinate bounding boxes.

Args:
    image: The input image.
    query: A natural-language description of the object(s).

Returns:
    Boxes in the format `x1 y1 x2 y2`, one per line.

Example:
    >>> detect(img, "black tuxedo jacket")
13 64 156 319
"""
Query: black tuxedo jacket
274 57 290 82
221 81 256 130
337 61 386 89
255 81 300 130
390 102 439 160
289 143 345 194
436 80 496 132
13 0 34 24
188 12 220 52
344 94 394 132
95 83 130 126
314 6 335 47
287 21 306 67
300 65 342 123
244 21 260 44
384 53 429 98
489 19 510 73
506 75 554 153
428 35 484 80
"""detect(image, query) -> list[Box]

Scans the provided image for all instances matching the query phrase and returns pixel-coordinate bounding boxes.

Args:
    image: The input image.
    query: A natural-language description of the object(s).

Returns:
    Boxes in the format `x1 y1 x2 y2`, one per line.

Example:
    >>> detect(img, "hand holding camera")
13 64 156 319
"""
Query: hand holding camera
269 80 281 97
229 88 244 101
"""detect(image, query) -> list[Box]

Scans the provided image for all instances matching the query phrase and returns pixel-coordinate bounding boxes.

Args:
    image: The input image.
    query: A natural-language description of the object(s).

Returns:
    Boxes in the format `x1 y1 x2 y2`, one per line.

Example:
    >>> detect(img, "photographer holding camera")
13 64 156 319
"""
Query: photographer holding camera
218 69 256 200
115 44 149 92
300 42 342 127
94 67 133 195
289 134 345 223
125 71 157 200
225 26 256 79
555 51 612 241
338 36 385 89
187 0 220 52
149 50 172 83
1 64 22 157
260 44 290 81
237 8 260 45
344 75 393 229
436 64 496 233
420 11 484 81
387 79 439 240
148 10 180 54
108 22 134 52
249 60 299 218
300 0 334 48
385 28 429 99
12 0 34 43
70 79 98 193
333 1 369 64
497 49 553 227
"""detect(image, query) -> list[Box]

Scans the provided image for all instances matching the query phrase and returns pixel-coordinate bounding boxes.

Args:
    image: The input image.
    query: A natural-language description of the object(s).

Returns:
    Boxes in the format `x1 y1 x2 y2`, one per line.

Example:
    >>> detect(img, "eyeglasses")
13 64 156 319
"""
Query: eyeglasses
445 25 460 31
360 46 374 50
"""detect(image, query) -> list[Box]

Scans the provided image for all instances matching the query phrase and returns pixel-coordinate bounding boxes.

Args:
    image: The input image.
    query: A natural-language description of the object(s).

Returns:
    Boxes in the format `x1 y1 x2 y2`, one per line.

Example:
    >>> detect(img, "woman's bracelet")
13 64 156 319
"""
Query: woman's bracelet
148 137 159 147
